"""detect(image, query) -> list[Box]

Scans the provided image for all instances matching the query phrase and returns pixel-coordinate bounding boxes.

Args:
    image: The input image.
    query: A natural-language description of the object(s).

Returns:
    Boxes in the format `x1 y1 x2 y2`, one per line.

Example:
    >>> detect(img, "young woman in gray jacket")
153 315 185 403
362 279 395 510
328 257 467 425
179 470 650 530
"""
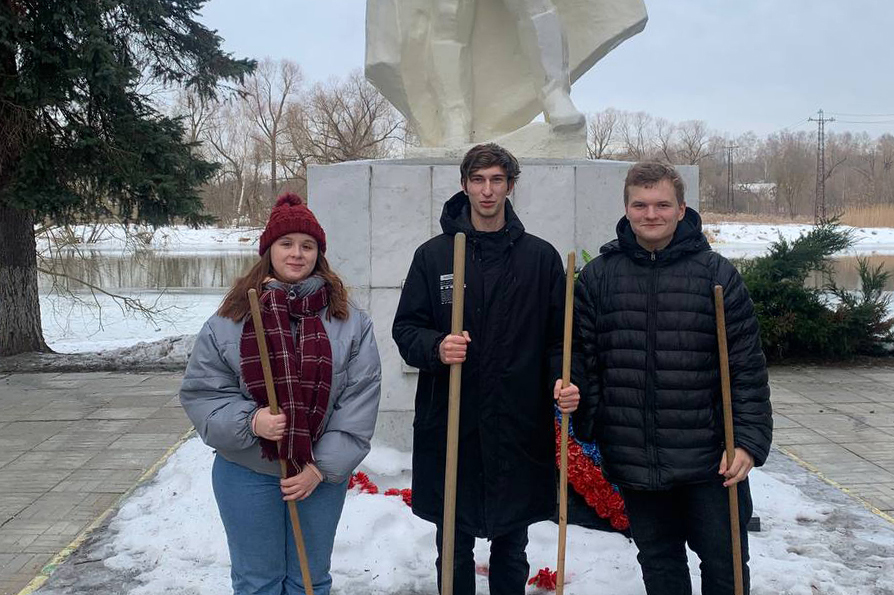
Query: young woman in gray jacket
180 193 382 595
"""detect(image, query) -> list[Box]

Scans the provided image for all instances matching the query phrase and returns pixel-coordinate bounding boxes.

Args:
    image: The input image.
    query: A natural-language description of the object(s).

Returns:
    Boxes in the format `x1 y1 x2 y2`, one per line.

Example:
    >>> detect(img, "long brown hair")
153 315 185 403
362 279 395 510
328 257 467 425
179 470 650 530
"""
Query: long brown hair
217 251 350 322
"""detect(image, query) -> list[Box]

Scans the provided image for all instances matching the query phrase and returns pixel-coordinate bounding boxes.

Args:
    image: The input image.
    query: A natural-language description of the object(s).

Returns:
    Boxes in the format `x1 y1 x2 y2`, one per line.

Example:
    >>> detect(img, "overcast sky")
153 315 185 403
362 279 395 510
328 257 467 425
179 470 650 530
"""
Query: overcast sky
199 0 894 139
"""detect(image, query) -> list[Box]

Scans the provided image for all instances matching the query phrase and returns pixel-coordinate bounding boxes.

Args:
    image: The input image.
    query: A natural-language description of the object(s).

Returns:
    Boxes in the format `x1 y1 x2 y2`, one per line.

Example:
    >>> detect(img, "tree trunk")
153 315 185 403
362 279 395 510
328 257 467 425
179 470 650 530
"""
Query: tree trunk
270 122 278 200
0 202 49 355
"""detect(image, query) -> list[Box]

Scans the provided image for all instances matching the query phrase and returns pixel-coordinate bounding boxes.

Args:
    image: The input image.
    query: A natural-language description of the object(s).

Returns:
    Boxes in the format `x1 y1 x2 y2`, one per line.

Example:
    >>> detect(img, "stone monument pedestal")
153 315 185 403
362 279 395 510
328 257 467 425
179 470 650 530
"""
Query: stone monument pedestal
308 158 698 450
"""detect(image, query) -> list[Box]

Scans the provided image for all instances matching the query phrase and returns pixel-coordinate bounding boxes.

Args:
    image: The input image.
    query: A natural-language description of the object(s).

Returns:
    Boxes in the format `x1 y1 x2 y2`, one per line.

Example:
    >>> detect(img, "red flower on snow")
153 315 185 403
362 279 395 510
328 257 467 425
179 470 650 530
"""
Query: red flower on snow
349 473 412 507
384 487 413 507
528 567 558 590
348 471 378 495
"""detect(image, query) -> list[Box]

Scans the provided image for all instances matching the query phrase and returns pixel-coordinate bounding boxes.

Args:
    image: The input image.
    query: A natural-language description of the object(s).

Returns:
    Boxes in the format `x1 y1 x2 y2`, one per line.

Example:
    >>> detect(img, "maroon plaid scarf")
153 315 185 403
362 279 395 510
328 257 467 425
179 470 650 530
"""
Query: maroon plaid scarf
240 282 333 476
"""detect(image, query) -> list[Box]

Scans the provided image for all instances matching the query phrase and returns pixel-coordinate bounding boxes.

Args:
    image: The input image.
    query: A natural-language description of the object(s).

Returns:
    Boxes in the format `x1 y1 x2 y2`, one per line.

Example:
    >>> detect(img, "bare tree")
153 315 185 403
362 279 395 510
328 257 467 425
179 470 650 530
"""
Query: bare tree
654 117 676 163
677 120 710 165
174 88 214 145
243 58 303 199
619 111 654 161
283 70 404 176
203 99 261 223
766 131 814 218
587 108 618 159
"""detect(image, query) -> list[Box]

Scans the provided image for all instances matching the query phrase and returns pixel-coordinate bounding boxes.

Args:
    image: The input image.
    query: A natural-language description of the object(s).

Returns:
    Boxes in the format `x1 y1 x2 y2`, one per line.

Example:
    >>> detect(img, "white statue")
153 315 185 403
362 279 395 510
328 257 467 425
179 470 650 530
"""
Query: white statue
366 0 647 151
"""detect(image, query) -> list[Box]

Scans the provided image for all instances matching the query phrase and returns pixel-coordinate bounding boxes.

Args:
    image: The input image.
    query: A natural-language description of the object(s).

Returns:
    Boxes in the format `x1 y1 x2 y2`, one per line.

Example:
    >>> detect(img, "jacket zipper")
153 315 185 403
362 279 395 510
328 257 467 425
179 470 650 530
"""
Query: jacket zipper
645 252 659 488
470 238 489 537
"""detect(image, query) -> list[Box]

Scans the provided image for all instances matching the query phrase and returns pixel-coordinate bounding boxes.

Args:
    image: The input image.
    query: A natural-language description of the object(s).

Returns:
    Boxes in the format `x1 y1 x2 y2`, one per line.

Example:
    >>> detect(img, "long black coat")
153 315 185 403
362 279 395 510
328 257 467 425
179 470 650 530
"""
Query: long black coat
572 208 772 490
392 192 565 538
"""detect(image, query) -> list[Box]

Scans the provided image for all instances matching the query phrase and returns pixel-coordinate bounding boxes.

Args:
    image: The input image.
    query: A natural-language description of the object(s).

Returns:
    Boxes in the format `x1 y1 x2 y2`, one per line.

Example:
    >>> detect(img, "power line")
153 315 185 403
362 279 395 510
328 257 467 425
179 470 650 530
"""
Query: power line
766 117 810 136
827 112 894 117
832 119 894 124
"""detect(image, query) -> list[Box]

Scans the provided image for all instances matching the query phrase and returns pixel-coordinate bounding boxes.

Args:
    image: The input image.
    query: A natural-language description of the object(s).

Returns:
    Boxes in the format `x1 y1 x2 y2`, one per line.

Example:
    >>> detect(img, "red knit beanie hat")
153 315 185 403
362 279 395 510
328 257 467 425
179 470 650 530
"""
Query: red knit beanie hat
258 193 327 255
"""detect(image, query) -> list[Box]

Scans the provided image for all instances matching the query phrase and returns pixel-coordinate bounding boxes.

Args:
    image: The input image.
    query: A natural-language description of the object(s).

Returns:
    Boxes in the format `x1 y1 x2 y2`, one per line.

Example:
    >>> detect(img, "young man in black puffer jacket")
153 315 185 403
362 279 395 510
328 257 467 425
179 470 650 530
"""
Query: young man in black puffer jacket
572 161 772 595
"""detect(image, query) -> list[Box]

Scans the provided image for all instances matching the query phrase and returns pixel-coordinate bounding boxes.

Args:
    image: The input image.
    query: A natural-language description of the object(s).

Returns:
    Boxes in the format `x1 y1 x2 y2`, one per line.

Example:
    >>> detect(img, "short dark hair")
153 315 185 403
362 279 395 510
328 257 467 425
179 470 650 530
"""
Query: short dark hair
460 143 521 184
624 162 685 205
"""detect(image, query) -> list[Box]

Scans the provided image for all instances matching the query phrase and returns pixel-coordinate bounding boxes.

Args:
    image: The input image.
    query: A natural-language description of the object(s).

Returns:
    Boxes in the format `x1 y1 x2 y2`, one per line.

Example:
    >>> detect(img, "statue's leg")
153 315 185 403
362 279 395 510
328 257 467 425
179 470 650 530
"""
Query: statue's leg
503 0 585 131
431 0 476 145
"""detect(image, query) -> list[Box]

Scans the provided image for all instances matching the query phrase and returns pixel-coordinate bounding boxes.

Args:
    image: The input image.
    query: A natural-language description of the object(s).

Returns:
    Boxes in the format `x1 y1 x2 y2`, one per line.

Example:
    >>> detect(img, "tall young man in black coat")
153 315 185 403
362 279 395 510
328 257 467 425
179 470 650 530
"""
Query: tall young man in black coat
572 162 772 595
392 143 580 595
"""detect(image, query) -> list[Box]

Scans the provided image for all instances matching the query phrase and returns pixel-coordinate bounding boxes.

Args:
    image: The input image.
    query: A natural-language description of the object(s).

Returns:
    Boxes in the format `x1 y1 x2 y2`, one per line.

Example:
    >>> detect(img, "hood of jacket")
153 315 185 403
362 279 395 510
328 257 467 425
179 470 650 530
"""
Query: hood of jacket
439 191 526 243
600 206 710 264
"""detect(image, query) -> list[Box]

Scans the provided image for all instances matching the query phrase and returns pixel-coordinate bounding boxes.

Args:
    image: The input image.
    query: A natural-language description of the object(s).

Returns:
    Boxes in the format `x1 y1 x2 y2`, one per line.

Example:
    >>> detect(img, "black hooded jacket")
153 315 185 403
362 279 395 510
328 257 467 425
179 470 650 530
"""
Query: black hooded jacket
392 191 565 538
571 207 772 490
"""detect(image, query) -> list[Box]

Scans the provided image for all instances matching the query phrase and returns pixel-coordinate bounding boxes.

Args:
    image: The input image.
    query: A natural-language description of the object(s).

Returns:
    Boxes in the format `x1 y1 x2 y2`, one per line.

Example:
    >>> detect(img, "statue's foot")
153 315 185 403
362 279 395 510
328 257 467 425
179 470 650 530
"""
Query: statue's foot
543 88 585 132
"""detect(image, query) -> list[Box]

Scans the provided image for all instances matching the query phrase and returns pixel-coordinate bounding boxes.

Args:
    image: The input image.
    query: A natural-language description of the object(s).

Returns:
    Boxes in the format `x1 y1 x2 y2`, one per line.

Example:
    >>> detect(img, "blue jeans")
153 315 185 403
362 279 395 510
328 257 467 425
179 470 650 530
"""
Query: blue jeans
212 454 348 595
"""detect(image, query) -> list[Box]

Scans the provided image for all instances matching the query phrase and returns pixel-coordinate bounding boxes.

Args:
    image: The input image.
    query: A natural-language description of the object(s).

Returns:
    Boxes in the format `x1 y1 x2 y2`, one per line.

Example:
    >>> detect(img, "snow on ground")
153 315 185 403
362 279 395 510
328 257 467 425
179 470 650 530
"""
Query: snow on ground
41 290 223 354
98 437 894 595
37 224 262 253
706 222 894 259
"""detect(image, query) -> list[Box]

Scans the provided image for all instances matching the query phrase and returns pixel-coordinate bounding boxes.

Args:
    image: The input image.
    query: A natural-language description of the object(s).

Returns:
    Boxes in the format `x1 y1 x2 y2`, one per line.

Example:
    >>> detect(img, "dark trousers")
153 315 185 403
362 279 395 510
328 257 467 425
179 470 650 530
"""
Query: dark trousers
435 523 529 595
621 478 753 595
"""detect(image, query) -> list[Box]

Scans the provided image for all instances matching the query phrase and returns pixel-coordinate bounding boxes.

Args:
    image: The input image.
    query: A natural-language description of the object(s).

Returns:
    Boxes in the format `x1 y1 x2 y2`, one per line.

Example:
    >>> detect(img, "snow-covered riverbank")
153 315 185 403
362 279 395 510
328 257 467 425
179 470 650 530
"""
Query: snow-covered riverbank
37 222 894 355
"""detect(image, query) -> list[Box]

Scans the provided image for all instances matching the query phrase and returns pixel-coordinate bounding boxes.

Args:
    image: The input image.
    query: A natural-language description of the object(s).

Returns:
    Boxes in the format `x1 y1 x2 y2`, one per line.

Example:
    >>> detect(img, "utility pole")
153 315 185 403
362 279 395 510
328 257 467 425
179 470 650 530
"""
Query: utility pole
724 145 739 213
808 109 835 222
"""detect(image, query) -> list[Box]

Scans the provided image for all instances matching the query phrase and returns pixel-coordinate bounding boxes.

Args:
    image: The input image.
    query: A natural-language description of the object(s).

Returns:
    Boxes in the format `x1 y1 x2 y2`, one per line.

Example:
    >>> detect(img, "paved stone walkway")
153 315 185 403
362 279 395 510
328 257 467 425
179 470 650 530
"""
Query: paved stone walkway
1 365 893 594
0 372 188 595
770 364 894 518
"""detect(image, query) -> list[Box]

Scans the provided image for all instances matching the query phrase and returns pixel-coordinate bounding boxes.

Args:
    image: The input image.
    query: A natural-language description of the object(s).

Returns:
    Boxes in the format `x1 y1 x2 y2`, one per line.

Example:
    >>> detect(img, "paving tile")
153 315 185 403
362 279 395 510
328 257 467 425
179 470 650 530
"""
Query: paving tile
49 468 143 494
14 492 117 523
772 428 832 446
82 449 170 471
845 482 894 511
129 417 192 434
84 407 159 421
0 404 42 423
150 405 191 420
71 419 139 433
852 370 894 382
0 494 40 525
766 389 813 405
771 414 802 429
4 450 99 471
78 374 151 390
28 404 93 422
783 442 870 465
856 389 894 404
0 374 81 390
109 395 175 408
107 433 183 450
0 553 44 576
0 553 46 595
840 441 894 467
163 395 182 407
772 403 830 415
32 432 119 452
781 413 894 443
796 390 870 404
0 469 73 494
824 464 894 485
0 452 24 470
827 402 894 416
0 435 49 452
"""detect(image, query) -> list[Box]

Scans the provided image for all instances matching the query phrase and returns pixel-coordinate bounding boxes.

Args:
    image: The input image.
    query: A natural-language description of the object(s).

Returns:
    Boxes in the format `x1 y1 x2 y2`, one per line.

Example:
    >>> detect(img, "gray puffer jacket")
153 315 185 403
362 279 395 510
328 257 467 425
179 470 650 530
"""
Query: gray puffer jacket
180 304 381 483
